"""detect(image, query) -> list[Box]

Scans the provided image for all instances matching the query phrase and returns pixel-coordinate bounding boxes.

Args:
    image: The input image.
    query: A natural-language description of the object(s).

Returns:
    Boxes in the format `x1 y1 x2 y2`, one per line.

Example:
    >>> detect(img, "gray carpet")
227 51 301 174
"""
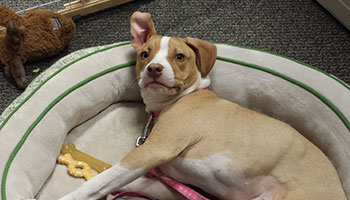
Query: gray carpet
1 0 349 115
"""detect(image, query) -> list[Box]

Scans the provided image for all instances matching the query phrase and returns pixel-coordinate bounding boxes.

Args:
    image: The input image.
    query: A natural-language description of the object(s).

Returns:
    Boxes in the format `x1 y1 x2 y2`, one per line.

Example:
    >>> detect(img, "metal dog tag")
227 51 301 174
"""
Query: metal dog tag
136 113 157 147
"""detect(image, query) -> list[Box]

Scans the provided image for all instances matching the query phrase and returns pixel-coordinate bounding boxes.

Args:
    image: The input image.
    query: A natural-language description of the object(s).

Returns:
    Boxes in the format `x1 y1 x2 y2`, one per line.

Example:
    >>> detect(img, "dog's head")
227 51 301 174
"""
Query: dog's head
130 11 217 112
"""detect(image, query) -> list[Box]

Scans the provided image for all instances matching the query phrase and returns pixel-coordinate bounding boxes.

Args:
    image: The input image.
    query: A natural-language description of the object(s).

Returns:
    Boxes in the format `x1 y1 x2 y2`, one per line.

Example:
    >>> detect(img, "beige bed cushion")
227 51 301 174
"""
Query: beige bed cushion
0 42 349 200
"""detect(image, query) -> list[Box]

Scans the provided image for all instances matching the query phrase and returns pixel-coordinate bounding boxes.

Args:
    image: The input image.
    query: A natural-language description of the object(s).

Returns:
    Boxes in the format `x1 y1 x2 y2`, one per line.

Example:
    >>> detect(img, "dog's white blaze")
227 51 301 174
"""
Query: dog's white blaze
138 36 175 88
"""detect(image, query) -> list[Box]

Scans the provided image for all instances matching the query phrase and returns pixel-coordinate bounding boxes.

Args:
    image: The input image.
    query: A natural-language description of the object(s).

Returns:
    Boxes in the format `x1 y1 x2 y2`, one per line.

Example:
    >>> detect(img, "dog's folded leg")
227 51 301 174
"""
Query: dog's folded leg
59 140 187 200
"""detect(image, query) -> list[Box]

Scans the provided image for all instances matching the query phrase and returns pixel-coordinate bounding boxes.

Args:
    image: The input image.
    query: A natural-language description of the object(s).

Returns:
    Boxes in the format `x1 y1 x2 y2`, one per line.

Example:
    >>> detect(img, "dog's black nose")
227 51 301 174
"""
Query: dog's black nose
147 64 164 78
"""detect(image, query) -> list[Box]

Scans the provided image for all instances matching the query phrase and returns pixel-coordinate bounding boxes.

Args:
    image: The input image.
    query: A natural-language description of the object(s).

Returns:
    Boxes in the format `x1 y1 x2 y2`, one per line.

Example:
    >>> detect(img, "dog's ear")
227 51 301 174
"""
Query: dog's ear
130 11 157 51
185 37 217 78
6 20 21 47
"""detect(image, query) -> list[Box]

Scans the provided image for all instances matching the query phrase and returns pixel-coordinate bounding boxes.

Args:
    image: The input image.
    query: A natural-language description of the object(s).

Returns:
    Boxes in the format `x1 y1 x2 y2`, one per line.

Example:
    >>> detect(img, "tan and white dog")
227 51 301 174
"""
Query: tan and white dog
61 12 346 200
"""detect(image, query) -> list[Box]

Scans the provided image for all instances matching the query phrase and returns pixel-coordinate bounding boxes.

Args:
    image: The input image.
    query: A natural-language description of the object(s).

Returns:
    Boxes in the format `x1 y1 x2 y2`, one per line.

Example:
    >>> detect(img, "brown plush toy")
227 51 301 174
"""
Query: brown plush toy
0 6 76 89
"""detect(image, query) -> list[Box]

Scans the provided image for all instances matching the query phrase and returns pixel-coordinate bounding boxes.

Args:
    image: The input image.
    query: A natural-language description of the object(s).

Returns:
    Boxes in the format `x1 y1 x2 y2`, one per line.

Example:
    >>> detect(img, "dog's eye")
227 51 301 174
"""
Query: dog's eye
141 51 150 59
176 53 185 61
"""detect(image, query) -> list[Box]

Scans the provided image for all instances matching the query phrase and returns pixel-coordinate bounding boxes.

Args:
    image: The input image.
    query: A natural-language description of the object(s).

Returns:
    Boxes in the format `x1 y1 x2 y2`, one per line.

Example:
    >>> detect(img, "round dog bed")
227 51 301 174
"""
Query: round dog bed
0 42 349 200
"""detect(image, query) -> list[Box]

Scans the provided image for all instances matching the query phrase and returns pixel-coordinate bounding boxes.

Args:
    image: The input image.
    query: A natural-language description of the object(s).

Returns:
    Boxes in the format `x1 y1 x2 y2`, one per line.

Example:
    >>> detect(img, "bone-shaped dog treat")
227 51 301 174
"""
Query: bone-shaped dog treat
60 143 112 173
57 153 96 181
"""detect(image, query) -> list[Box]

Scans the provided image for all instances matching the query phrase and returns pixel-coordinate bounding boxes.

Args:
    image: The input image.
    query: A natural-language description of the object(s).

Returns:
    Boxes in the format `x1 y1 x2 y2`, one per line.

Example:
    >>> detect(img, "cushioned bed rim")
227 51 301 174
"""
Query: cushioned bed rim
216 56 350 131
213 42 350 90
0 41 131 131
1 42 350 200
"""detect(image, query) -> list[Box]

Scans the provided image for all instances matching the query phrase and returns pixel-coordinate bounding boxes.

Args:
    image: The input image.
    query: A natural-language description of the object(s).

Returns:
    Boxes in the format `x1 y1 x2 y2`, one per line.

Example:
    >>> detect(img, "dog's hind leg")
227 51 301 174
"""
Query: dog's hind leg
224 175 287 200
249 176 287 200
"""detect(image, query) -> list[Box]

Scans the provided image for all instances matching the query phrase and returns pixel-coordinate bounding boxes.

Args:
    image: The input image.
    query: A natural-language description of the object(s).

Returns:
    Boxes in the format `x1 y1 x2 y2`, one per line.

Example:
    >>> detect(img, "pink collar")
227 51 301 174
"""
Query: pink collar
151 110 161 118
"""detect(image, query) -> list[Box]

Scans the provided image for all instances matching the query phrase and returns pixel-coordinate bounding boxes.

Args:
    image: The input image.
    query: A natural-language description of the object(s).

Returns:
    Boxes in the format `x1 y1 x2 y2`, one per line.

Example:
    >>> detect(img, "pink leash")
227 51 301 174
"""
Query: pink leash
113 169 209 200
112 168 209 200
113 191 157 200
149 168 209 200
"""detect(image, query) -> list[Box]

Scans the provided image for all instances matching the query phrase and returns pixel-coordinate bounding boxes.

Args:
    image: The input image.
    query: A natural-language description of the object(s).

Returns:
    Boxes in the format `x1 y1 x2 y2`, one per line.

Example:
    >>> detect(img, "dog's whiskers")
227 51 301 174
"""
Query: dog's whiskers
132 76 141 84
